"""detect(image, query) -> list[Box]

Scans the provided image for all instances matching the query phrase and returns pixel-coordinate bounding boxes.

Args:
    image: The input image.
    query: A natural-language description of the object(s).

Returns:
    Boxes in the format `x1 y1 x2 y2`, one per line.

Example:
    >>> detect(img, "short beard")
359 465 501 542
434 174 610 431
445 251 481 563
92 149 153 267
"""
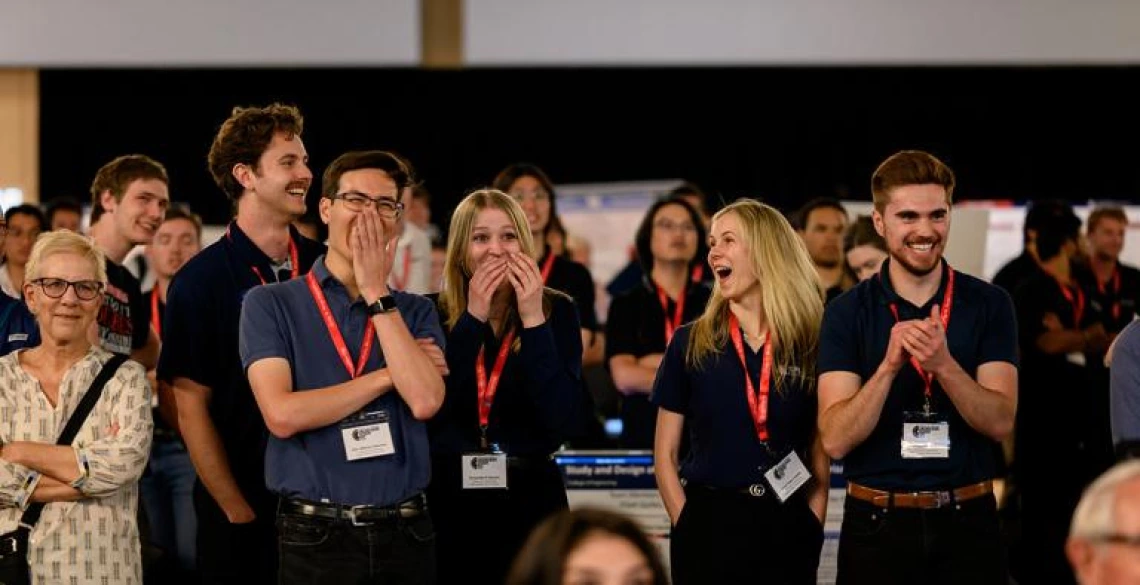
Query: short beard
893 254 940 277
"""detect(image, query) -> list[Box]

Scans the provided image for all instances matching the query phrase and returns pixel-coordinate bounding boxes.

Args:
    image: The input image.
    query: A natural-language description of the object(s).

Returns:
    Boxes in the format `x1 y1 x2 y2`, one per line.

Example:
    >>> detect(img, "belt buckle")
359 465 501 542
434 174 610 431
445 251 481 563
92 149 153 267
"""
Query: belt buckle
933 491 952 508
747 484 767 497
347 505 374 527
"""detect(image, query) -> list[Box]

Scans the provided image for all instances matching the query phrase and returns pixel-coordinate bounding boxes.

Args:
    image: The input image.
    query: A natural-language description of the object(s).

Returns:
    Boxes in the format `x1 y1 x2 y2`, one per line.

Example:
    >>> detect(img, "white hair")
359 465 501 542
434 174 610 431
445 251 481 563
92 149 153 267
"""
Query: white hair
1070 459 1140 539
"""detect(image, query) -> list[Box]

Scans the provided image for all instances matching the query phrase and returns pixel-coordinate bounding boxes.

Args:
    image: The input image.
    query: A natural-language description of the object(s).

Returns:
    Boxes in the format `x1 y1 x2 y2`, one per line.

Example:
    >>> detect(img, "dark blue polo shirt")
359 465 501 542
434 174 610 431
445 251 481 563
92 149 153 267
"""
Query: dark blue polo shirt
239 256 444 507
0 294 38 356
157 222 326 506
651 322 817 489
540 250 599 332
605 278 712 448
429 292 586 457
818 259 1018 491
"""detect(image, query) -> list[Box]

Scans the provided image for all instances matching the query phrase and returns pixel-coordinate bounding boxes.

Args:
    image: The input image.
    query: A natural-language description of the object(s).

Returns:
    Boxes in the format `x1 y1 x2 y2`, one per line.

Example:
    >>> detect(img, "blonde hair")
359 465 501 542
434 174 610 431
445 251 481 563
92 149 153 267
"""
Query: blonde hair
25 230 107 285
686 200 824 388
439 189 539 329
1070 459 1140 540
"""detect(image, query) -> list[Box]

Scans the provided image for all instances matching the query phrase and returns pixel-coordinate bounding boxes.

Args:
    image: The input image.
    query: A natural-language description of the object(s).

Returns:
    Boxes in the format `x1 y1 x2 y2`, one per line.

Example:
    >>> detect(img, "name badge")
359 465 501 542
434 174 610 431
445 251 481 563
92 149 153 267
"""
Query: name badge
1066 352 1087 366
461 453 508 489
901 411 950 459
763 450 810 503
340 411 395 461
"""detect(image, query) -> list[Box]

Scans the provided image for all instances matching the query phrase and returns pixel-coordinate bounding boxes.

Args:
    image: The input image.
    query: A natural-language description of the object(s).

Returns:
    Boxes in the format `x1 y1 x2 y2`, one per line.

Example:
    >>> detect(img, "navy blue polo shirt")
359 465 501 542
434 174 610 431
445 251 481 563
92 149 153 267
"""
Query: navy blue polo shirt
428 292 586 457
540 250 599 332
651 322 817 489
239 256 444 507
157 222 326 504
818 259 1018 491
606 278 712 448
0 294 38 356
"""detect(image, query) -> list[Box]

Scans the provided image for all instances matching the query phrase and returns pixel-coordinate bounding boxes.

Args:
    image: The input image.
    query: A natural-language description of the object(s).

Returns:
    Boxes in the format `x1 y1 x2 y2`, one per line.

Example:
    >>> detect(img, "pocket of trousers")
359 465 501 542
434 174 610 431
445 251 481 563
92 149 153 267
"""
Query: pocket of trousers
277 515 333 547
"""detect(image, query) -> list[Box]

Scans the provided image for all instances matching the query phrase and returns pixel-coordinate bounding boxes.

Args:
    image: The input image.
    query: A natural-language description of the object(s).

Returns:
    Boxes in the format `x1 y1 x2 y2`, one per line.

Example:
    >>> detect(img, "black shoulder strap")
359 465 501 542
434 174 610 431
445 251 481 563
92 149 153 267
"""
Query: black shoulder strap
18 353 129 531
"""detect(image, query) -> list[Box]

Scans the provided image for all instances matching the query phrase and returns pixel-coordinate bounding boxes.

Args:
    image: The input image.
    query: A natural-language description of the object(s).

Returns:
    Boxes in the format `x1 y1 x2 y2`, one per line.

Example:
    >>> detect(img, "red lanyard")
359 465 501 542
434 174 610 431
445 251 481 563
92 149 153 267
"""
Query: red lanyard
305 272 374 379
1098 267 1121 320
728 313 773 443
1053 276 1086 326
250 238 300 285
390 246 413 291
476 329 517 440
656 284 686 344
540 253 556 284
150 288 162 341
887 268 955 403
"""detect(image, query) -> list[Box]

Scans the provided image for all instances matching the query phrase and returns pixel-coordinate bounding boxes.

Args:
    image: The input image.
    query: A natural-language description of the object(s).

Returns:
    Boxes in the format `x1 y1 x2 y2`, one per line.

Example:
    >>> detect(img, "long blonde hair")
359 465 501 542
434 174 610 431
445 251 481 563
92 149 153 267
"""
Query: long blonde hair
686 200 824 388
439 189 540 330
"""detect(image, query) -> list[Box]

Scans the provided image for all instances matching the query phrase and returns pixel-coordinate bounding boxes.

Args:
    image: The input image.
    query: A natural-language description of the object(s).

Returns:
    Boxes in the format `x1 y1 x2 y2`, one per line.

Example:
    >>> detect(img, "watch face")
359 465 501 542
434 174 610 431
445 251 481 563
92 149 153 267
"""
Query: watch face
371 296 398 314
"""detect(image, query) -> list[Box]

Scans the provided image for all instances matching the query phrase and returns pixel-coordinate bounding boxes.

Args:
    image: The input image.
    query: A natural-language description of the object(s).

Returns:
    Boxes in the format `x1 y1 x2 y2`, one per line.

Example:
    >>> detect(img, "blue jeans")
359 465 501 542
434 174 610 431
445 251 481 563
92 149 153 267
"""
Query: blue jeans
140 439 198 572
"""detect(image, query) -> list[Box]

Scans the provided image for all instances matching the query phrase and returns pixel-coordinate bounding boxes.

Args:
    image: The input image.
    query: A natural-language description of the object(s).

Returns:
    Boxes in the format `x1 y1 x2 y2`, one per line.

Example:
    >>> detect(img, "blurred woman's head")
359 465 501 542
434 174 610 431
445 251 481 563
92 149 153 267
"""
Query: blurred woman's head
493 163 558 245
844 215 888 282
24 230 106 345
635 197 706 275
506 508 667 585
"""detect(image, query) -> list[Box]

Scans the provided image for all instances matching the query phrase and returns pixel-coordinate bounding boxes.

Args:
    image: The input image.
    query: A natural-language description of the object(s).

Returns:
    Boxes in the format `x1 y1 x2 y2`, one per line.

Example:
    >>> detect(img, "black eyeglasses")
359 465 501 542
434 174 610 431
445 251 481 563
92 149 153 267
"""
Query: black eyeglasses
328 192 404 218
32 277 104 301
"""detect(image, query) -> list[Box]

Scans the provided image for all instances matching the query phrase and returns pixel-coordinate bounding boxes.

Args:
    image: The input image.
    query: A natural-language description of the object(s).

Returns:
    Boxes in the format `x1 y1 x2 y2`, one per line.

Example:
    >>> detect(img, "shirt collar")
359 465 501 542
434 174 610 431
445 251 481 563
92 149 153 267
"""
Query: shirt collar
875 257 951 310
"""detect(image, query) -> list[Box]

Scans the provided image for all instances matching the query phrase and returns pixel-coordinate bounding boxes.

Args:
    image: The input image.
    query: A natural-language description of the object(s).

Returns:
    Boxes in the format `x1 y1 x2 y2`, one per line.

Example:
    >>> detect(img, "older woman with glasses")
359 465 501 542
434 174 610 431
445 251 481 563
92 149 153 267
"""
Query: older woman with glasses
0 230 152 584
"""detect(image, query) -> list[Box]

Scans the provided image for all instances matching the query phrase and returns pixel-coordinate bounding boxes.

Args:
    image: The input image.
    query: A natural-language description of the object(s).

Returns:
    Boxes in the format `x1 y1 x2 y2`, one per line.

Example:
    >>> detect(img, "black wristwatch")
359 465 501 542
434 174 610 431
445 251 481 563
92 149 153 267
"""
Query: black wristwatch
366 295 399 315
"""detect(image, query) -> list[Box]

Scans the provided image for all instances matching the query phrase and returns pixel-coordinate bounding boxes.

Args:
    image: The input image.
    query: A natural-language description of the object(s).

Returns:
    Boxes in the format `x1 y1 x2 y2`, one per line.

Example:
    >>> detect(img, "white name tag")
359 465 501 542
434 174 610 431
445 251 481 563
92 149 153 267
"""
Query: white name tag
461 453 508 489
340 411 395 461
1066 352 1087 366
901 416 950 459
764 450 810 503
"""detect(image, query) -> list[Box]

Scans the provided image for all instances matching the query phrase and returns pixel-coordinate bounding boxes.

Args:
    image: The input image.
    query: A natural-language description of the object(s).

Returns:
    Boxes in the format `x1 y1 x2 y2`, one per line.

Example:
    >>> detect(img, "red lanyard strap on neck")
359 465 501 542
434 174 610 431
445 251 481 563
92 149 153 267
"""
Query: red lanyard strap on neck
887 267 955 402
1098 267 1121 320
476 329 517 431
250 238 300 285
728 313 773 443
150 288 162 341
656 284 686 345
306 272 374 379
1053 275 1085 326
540 253 556 284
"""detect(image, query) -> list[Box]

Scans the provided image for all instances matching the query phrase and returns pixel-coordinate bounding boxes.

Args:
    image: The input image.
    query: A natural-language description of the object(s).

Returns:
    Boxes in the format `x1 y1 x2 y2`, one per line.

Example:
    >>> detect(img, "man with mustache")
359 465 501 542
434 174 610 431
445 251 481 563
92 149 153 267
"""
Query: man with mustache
794 197 854 303
158 104 326 584
88 154 169 368
818 150 1018 584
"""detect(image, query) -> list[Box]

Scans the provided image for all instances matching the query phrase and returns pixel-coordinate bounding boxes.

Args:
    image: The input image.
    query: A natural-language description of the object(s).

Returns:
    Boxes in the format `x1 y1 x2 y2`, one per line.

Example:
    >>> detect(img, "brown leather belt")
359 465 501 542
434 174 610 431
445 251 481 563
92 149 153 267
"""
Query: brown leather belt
847 481 992 509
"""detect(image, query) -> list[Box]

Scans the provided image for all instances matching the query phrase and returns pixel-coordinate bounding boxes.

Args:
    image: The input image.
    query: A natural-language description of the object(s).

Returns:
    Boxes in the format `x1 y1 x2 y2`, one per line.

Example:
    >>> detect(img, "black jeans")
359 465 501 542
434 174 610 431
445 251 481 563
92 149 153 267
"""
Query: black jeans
194 482 278 585
670 484 824 585
837 494 1006 585
277 508 436 585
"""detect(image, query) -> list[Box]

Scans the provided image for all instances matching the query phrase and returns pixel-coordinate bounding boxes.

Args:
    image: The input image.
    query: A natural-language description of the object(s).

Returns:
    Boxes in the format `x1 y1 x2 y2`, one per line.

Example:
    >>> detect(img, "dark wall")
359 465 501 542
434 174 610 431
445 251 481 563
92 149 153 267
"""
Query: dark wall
40 67 1140 227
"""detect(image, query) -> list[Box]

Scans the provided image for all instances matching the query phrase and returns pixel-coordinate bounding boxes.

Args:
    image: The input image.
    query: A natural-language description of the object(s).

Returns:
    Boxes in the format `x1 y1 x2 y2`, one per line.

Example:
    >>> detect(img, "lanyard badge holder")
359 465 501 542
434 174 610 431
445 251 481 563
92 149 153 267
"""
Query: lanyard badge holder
462 330 515 490
891 268 955 460
728 314 810 502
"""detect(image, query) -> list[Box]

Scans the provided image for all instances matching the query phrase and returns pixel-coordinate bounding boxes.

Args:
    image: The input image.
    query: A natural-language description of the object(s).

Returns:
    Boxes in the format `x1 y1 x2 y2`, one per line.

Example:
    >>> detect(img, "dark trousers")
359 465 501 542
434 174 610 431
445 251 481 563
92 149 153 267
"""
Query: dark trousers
426 456 569 585
836 494 1005 585
670 484 824 585
276 508 436 585
194 482 278 585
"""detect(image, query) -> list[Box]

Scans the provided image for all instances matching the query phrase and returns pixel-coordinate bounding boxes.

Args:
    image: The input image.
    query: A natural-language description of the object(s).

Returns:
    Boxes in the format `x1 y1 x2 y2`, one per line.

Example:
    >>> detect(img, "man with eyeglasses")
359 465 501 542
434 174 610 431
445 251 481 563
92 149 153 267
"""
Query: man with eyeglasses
0 212 39 355
88 155 169 368
240 150 446 584
157 104 326 584
1067 459 1140 584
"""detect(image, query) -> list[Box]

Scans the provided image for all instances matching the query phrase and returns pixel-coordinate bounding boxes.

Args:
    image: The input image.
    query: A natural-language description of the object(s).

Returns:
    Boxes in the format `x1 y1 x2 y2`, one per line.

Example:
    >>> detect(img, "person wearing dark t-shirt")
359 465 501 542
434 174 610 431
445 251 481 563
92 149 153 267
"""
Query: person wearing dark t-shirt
158 104 327 584
992 199 1079 296
606 197 710 448
793 197 854 304
1014 211 1111 585
653 200 828 585
819 151 1017 585
88 155 169 369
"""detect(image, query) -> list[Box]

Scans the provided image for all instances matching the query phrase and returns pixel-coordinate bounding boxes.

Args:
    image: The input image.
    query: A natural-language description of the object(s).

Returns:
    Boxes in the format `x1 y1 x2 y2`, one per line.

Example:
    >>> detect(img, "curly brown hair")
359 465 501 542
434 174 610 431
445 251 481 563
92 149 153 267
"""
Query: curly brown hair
207 103 304 202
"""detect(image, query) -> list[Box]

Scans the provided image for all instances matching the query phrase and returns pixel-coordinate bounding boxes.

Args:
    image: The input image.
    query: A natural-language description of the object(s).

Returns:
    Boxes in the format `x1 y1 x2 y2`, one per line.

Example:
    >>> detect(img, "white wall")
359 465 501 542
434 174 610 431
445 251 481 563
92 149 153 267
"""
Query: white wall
466 0 1140 65
0 0 419 66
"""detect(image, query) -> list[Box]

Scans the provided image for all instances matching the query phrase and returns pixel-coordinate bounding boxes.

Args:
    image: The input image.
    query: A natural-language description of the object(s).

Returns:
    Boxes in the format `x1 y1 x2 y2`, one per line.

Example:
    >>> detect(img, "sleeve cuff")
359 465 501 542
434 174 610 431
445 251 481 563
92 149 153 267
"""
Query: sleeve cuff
68 447 89 490
15 471 41 510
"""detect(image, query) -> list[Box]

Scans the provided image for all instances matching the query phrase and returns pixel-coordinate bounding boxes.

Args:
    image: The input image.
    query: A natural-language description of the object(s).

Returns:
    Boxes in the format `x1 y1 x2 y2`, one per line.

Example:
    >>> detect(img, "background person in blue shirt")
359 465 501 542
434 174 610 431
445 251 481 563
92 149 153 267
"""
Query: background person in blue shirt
0 212 38 355
653 199 829 585
427 189 586 585
241 150 446 585
818 150 1018 585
